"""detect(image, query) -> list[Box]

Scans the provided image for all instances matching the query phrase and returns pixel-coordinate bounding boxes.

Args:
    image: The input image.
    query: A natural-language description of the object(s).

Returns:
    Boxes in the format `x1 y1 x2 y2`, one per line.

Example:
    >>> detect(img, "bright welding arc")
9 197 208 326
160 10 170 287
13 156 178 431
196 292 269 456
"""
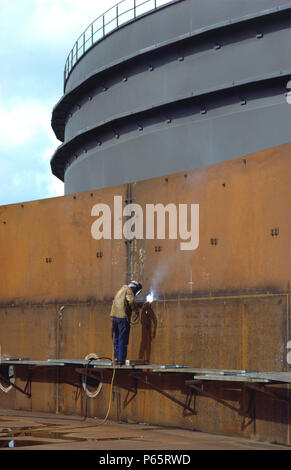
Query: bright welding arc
146 291 155 303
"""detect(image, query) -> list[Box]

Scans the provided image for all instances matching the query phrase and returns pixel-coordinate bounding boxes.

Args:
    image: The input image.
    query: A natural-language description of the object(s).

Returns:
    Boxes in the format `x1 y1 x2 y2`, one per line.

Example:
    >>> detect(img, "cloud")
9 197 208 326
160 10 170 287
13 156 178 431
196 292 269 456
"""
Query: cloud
48 175 64 198
0 100 51 149
20 0 118 48
41 131 64 198
0 97 63 204
0 0 146 205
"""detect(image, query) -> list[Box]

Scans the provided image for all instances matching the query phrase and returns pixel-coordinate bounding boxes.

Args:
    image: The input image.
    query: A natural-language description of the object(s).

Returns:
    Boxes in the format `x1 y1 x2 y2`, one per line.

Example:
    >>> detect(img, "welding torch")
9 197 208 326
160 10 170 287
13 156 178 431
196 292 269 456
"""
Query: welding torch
135 292 154 310
131 293 154 323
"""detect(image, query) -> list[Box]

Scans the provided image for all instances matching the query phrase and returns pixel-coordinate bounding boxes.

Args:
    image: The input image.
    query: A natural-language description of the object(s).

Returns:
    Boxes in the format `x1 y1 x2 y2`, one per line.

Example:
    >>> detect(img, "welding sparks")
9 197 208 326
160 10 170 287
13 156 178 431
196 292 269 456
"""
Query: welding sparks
146 292 154 303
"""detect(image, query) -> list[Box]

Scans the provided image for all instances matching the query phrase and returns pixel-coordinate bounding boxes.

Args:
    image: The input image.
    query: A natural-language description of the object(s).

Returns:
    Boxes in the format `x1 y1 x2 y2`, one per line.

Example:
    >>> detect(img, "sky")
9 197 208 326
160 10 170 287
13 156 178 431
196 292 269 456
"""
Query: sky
0 0 118 206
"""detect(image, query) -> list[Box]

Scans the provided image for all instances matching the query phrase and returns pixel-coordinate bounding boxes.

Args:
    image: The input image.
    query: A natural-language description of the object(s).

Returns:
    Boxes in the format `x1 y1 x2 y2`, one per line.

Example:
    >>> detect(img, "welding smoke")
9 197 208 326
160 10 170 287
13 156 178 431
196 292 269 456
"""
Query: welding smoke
147 252 181 301
146 292 154 303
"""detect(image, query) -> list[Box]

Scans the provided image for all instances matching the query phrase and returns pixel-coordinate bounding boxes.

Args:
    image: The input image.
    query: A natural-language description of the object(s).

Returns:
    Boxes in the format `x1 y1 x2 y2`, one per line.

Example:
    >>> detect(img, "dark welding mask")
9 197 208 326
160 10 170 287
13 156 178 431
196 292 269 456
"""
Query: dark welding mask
128 281 143 297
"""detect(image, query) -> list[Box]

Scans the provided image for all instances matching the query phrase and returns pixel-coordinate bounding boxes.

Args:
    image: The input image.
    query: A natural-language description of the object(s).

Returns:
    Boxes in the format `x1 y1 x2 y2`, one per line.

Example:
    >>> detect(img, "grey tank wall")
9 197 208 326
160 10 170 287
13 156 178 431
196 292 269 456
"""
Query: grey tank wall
63 0 291 94
51 0 291 194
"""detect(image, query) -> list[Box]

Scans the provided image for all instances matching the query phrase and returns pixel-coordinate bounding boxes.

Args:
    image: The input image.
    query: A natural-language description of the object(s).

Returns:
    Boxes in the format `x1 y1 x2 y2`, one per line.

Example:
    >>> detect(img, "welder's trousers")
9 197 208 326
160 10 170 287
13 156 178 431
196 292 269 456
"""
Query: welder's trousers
111 317 130 365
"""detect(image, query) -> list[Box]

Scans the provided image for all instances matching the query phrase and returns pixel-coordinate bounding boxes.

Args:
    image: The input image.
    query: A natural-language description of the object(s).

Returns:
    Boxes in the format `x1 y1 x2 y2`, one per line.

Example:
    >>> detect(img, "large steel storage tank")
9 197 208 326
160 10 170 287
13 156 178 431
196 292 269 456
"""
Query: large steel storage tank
51 0 291 194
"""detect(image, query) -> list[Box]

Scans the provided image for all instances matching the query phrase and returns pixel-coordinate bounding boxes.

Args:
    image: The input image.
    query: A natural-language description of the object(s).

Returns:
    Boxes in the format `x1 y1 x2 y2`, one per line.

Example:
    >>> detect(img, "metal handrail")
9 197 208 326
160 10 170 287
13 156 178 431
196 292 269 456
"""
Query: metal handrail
64 0 181 87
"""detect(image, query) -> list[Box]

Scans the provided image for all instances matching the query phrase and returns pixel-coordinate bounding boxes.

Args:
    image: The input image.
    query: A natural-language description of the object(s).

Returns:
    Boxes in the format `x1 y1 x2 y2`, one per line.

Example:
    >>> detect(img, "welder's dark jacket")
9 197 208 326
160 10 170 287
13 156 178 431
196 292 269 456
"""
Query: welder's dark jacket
110 285 138 320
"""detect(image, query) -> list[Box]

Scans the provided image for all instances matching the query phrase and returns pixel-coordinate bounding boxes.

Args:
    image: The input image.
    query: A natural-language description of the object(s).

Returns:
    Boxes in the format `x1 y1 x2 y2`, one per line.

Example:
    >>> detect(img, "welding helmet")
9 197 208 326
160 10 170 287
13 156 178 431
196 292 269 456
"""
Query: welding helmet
128 281 143 297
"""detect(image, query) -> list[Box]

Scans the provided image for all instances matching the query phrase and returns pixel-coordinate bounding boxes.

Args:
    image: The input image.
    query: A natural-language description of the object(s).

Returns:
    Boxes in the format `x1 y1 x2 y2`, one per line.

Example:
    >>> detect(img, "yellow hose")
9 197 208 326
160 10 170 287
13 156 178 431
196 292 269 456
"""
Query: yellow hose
94 346 116 426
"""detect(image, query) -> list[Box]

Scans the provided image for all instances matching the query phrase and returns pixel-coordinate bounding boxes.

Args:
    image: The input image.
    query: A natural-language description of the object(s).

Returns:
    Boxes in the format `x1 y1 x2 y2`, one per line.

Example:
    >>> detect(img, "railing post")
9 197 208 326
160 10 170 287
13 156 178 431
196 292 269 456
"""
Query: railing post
64 0 173 87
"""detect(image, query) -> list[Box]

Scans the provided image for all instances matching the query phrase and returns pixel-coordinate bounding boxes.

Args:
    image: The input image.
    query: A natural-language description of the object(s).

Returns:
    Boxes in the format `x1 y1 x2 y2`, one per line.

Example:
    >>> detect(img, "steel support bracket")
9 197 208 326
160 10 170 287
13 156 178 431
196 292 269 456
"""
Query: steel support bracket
0 371 32 398
75 367 102 383
185 380 242 414
243 382 290 403
133 373 196 415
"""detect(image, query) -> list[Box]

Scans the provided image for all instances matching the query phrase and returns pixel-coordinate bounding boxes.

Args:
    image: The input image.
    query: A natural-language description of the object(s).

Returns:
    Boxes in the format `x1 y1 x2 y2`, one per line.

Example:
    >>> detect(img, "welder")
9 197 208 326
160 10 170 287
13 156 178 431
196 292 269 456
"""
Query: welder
110 281 143 366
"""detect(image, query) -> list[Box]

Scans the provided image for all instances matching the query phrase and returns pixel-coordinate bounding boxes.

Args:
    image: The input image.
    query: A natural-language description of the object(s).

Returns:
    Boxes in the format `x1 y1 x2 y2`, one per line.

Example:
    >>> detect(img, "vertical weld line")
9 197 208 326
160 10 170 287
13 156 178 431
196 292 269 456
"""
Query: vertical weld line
125 183 134 283
56 305 60 415
129 183 134 281
130 183 136 279
125 184 130 284
241 302 247 371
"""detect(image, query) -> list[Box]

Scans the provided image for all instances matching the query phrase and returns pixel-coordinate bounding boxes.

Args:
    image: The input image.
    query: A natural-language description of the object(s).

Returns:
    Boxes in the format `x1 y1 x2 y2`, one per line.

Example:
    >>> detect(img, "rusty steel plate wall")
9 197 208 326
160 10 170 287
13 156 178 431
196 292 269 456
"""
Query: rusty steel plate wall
0 143 290 444
129 144 291 296
1 143 290 306
0 185 127 305
0 304 58 413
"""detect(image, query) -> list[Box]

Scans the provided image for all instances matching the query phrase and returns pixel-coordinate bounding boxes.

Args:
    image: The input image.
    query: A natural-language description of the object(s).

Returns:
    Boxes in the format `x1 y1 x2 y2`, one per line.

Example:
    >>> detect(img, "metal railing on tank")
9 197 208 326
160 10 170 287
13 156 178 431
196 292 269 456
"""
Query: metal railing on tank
64 0 182 87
